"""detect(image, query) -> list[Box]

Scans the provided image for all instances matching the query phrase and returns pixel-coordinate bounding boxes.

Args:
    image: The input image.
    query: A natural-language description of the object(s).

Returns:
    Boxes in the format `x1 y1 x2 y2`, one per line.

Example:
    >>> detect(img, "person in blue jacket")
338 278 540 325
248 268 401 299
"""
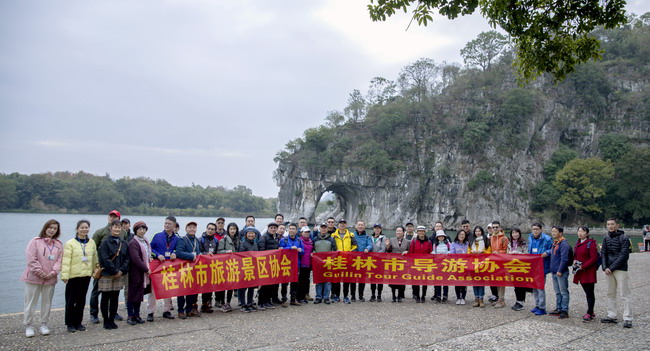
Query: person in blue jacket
528 222 553 316
549 226 571 319
279 223 304 306
354 220 373 302
175 221 202 319
149 216 179 320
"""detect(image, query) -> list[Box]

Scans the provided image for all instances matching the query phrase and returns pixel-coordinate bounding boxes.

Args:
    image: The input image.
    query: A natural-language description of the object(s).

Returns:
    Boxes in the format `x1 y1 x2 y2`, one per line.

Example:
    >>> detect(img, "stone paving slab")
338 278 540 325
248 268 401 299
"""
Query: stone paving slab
1 253 648 351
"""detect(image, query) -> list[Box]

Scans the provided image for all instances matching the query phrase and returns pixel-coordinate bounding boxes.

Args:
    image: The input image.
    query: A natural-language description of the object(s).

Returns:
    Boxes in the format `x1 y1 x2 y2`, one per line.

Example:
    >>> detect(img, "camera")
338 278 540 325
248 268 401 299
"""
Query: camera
572 260 582 274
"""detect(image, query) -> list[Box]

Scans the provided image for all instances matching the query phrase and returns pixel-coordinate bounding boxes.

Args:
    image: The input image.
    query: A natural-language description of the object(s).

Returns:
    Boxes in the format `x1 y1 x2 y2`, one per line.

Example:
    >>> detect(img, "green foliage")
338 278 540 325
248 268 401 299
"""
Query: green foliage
569 62 612 118
612 148 650 222
367 0 627 82
0 172 274 216
497 88 536 135
542 146 579 180
554 158 615 214
351 140 403 174
467 170 495 191
462 121 488 153
599 134 631 161
460 30 510 71
398 58 440 101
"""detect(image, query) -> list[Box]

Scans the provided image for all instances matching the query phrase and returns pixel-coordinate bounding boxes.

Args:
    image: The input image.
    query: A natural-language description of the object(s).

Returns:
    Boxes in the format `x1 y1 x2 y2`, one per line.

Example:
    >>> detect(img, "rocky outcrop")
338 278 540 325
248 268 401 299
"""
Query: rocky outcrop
274 58 650 229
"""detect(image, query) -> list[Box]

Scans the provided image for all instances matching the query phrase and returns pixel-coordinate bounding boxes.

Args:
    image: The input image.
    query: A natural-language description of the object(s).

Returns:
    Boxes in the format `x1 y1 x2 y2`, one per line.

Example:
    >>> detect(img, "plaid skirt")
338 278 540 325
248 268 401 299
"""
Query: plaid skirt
98 274 127 292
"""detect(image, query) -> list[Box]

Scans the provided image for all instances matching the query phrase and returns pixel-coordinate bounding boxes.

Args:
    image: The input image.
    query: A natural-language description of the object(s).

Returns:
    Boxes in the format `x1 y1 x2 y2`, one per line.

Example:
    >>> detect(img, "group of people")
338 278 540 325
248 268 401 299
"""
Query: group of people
21 211 635 338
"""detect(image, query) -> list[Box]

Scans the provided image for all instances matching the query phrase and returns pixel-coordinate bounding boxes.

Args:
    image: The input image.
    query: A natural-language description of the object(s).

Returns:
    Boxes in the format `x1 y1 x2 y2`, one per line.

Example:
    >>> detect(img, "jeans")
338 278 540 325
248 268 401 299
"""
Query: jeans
552 273 570 312
177 294 198 313
473 286 485 299
315 282 331 300
434 286 448 299
533 273 548 310
238 287 254 307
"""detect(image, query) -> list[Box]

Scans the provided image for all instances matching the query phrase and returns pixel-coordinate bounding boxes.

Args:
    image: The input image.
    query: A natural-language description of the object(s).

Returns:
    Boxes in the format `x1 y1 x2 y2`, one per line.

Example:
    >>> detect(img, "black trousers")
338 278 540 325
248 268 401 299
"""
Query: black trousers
281 282 298 301
370 284 383 296
454 286 467 300
434 286 449 299
343 282 356 298
490 286 498 297
413 285 428 298
581 283 596 315
297 267 311 301
65 276 91 326
390 285 405 298
357 283 366 298
100 290 119 323
514 287 527 302
258 285 274 305
177 294 198 313
238 287 255 306
331 282 341 297
89 278 101 317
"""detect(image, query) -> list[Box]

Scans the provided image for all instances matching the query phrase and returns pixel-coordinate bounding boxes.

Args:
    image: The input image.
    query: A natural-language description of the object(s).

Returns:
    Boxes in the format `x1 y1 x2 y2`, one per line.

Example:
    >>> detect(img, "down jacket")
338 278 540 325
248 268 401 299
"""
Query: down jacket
61 237 98 280
21 237 64 285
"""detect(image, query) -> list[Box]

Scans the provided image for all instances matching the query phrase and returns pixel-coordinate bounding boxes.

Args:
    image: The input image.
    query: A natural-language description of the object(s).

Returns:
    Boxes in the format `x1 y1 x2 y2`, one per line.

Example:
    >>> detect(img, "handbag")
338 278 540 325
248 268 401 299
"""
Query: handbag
93 241 122 279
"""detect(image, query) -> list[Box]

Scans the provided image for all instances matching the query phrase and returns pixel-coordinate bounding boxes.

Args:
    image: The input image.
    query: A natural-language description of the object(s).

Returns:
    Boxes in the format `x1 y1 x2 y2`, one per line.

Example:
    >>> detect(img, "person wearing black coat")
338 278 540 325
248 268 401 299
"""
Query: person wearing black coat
239 228 261 313
98 220 129 330
601 219 633 328
258 225 281 307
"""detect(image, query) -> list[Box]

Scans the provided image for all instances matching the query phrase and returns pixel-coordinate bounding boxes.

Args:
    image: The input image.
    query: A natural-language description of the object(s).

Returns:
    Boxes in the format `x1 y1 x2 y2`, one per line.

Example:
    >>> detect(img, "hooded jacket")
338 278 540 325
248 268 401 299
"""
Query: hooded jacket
602 230 630 272
490 232 509 254
528 232 552 274
370 235 386 253
21 237 64 285
331 229 357 252
354 230 374 252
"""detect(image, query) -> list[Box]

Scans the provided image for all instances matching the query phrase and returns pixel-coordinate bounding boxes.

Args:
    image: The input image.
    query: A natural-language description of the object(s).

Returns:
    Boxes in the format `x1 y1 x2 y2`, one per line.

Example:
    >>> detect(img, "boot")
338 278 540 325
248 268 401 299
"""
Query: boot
201 302 213 313
472 298 480 307
479 298 485 308
494 299 505 309
189 304 201 317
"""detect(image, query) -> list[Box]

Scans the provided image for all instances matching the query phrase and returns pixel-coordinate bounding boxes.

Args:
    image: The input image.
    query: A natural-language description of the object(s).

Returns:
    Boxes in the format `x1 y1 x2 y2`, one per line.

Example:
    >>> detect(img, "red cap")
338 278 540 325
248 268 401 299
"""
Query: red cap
108 210 121 218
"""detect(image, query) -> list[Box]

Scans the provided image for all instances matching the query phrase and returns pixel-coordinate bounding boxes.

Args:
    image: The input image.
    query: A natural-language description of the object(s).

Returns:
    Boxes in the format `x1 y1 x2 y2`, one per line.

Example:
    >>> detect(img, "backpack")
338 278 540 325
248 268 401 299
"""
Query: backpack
566 244 574 269
586 240 602 270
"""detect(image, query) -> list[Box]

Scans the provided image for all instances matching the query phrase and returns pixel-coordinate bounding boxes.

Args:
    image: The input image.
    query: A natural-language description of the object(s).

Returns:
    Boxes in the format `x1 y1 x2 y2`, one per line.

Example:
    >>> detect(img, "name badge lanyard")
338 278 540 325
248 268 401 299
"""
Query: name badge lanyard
44 242 56 260
165 236 172 257
80 239 88 262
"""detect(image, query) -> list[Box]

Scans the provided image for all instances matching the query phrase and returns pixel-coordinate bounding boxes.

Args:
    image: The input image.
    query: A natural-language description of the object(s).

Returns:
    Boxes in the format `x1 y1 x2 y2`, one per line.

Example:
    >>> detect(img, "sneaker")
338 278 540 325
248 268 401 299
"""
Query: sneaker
601 317 618 323
351 297 357 302
558 311 569 319
397 297 403 303
127 317 139 325
134 317 145 324
249 305 258 312
67 325 77 333
530 307 540 313
488 295 498 302
240 306 250 313
324 299 331 304
257 304 266 311
430 296 436 301
359 297 365 302
377 297 382 302
201 304 214 313
314 298 322 304
114 313 124 321
548 310 561 316
369 296 376 302
40 324 50 336
442 297 448 303
25 326 35 338
305 294 313 301
623 320 632 328
146 313 154 322
511 302 524 311
416 297 422 303
461 299 466 305
456 299 462 305
343 297 351 304
290 300 301 306
582 313 594 322
300 299 308 304
89 315 100 324
281 300 289 308
162 311 175 319
534 308 547 316
265 303 276 310
76 324 87 331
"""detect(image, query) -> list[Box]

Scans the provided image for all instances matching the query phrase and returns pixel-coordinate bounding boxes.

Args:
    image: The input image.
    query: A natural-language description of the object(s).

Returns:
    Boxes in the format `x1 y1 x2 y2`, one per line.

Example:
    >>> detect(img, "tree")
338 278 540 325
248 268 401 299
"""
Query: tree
324 110 345 127
398 58 440 101
366 77 397 105
613 148 650 222
599 134 631 161
460 30 510 71
344 89 367 121
554 158 614 215
367 0 627 82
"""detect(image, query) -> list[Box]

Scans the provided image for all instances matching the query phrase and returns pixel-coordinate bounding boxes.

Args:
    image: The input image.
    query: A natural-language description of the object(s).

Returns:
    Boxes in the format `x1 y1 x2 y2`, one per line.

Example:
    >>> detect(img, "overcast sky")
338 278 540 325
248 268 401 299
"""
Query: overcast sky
1 1 647 198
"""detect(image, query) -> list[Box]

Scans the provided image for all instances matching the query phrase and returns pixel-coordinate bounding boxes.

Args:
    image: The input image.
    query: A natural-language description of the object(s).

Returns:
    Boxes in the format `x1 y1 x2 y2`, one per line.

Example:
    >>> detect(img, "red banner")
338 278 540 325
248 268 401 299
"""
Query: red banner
150 249 298 299
312 252 544 289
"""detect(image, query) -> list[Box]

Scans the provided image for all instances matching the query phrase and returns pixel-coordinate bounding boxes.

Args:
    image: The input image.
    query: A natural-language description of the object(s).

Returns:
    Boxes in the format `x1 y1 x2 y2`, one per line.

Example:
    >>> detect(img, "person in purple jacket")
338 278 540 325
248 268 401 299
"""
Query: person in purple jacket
297 226 314 304
149 216 179 320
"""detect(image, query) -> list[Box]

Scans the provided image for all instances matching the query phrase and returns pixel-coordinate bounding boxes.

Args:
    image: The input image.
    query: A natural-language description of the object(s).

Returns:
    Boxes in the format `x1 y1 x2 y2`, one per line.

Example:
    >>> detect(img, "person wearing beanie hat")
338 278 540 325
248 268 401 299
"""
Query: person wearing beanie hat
126 221 151 325
432 229 451 303
238 227 261 313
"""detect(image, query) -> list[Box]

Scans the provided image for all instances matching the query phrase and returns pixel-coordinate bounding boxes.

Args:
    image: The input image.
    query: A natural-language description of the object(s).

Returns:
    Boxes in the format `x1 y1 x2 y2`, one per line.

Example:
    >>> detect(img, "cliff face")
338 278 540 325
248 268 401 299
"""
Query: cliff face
274 25 650 228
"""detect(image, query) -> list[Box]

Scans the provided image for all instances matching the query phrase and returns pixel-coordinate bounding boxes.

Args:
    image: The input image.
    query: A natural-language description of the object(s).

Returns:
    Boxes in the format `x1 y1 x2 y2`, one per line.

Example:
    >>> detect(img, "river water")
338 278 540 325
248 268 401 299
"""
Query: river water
0 212 272 314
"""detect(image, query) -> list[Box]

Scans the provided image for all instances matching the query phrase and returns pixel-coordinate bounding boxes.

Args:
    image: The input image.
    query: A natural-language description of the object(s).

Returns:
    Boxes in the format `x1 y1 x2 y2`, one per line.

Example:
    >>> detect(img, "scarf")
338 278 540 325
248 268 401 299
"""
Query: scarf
135 236 151 286
474 236 485 253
